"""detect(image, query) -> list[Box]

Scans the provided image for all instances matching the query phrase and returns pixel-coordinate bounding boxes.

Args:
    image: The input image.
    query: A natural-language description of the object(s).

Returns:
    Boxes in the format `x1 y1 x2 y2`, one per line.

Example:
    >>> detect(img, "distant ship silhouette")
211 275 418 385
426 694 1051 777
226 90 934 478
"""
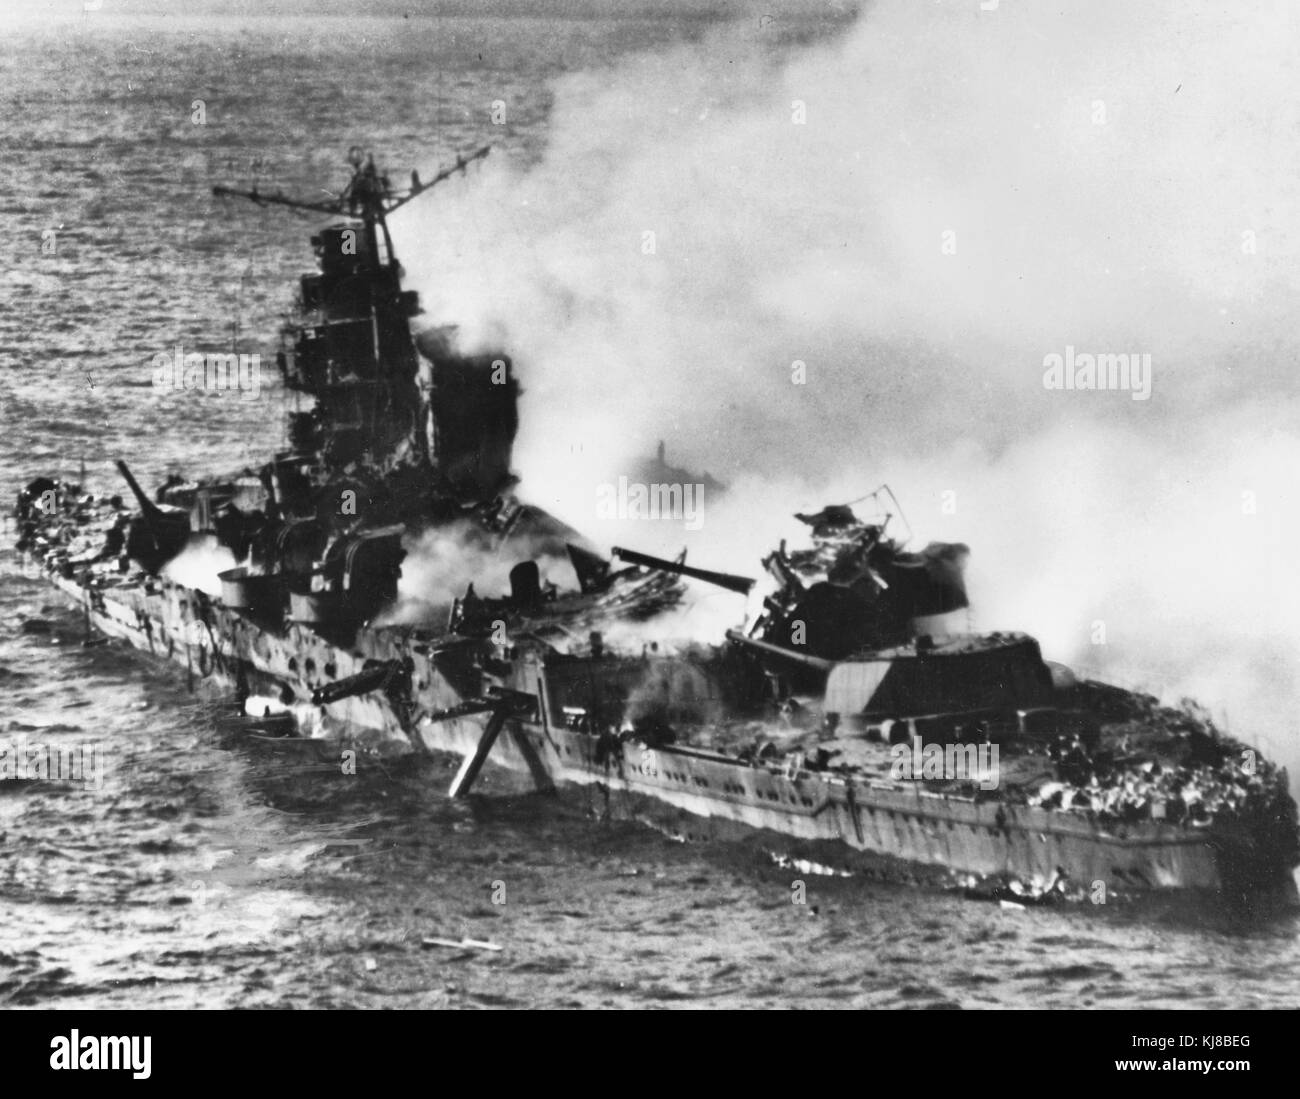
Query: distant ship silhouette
633 440 726 496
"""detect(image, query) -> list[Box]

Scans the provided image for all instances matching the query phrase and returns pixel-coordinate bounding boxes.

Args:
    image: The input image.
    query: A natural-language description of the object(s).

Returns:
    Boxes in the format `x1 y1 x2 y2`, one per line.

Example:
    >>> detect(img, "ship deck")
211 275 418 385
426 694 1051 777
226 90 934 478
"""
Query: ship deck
35 567 1300 904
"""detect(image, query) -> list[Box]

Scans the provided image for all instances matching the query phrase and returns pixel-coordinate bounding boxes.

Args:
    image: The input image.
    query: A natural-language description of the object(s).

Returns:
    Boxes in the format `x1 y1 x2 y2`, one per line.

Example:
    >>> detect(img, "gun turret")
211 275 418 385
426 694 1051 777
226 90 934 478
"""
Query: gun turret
115 460 190 571
612 546 755 595
115 461 175 528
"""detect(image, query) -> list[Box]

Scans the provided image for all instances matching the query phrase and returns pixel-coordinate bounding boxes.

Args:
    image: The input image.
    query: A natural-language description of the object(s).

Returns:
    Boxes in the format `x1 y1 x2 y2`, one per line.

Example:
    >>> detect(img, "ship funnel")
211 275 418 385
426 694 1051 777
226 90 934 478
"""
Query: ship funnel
509 560 542 607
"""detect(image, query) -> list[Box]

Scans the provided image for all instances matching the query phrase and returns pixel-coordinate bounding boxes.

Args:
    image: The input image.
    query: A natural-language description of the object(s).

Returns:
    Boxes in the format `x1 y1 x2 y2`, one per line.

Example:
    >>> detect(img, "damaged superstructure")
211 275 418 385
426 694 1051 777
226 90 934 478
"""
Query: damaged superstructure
11 147 1299 910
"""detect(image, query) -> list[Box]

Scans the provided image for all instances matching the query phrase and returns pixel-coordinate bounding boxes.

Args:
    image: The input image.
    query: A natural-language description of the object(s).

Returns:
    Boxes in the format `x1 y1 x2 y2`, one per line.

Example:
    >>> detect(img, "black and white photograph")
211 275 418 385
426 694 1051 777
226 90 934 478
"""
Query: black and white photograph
1 0 1297 1042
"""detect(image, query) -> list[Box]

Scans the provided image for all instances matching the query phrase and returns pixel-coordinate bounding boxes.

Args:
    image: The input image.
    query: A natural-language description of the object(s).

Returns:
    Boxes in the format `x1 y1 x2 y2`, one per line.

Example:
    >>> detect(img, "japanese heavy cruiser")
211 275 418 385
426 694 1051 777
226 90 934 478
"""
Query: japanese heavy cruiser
10 148 1299 910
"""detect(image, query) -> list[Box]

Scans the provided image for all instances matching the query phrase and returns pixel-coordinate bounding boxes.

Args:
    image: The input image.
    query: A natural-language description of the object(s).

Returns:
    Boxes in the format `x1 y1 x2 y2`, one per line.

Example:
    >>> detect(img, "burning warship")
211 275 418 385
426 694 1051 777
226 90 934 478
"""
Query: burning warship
10 148 1299 909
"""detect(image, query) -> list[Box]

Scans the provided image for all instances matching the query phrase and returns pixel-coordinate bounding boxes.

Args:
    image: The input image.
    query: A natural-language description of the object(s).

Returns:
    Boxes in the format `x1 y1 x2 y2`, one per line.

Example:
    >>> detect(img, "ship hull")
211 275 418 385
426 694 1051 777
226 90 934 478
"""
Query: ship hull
49 572 1300 907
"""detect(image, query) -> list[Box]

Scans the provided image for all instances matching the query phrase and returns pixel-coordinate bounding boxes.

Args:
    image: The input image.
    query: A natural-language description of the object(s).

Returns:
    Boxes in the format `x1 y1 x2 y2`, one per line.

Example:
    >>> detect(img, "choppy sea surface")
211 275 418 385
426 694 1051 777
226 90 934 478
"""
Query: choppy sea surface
1 12 1298 1010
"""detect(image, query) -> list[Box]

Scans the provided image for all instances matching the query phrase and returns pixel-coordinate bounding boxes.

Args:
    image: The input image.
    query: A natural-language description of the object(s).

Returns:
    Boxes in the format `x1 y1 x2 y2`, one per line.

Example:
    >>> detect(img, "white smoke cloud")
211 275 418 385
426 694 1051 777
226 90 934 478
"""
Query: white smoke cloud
378 522 576 627
397 0 1300 782
161 535 238 597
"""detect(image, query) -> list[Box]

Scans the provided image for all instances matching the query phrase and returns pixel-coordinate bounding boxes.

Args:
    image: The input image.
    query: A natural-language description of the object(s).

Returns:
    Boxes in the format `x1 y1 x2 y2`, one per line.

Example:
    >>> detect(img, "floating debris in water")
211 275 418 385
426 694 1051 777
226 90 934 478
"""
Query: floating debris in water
769 852 852 878
421 937 502 953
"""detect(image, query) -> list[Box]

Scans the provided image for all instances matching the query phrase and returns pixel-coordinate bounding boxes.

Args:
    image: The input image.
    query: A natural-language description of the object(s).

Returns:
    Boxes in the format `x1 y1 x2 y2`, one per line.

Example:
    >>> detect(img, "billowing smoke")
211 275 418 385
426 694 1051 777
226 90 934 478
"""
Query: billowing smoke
377 522 576 627
398 1 1300 784
161 536 238 597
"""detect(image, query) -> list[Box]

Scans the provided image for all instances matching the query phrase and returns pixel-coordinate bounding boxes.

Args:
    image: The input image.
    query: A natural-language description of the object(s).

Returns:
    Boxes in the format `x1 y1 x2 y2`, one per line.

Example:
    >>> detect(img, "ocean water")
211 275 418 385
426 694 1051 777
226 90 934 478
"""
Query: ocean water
1 11 1298 1010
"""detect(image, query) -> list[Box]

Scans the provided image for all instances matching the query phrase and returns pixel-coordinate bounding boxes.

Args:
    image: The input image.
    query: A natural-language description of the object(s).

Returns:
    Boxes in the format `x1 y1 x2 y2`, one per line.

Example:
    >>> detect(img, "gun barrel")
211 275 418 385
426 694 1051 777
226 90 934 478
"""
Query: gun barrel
724 628 835 672
612 546 754 595
114 460 162 520
115 459 191 549
311 661 403 706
